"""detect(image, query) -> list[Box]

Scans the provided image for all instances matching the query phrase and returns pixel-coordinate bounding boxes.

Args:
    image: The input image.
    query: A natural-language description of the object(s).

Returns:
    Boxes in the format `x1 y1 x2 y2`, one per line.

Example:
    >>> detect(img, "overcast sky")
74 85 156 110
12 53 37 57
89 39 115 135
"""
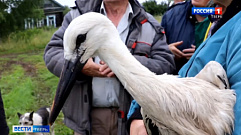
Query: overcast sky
55 0 167 7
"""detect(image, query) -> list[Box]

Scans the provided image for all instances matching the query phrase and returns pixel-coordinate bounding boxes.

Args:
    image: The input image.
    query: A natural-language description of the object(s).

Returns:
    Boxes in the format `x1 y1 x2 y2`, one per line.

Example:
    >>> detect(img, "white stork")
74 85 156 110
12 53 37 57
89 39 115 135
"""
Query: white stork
51 12 236 135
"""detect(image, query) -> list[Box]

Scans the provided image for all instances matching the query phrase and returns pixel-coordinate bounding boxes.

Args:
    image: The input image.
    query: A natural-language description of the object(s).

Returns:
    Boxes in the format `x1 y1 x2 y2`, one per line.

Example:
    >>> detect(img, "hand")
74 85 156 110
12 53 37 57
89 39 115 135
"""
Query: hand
182 45 196 60
168 41 184 59
99 61 115 77
130 120 148 135
81 58 106 77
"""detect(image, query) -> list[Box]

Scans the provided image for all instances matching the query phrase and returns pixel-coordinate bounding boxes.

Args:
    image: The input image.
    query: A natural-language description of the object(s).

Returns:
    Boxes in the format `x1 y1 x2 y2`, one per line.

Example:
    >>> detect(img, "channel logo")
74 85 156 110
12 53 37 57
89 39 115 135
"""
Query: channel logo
13 125 50 133
192 7 222 15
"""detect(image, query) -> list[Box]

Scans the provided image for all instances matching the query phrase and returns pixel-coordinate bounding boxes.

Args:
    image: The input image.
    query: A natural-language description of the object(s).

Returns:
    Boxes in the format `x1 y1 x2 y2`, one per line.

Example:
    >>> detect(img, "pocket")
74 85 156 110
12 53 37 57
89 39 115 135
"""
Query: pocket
132 41 151 57
62 81 90 128
92 78 120 107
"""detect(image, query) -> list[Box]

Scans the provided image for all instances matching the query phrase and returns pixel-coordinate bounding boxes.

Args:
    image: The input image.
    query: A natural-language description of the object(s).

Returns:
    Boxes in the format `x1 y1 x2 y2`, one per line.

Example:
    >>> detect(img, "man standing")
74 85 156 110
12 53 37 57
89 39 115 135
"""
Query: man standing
44 0 175 134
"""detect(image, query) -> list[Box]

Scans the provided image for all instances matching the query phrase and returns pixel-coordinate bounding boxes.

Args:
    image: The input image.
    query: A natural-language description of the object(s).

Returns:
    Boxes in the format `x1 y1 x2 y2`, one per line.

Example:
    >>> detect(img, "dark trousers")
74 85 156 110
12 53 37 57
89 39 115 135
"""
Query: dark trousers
0 90 9 135
91 107 118 135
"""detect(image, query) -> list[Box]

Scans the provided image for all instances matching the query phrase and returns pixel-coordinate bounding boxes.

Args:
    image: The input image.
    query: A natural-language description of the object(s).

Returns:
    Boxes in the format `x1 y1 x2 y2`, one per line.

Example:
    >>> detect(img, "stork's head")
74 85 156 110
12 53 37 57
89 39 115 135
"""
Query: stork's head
49 12 120 125
64 12 119 64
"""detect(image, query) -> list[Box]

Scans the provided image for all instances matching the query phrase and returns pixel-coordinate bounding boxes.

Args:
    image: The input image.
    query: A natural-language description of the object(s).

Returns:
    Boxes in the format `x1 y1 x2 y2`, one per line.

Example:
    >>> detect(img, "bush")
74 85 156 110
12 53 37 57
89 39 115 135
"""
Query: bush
142 0 168 16
0 28 57 55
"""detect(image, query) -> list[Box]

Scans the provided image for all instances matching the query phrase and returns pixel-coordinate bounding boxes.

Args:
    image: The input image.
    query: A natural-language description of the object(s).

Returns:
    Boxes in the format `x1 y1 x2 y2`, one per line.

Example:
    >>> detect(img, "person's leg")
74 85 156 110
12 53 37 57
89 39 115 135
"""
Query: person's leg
91 107 118 135
0 90 9 135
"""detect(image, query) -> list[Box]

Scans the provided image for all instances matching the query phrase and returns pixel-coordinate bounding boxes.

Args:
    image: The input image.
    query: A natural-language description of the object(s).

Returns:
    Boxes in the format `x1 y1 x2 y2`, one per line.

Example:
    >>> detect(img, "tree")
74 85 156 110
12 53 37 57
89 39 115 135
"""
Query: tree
63 6 70 16
142 0 168 16
0 0 44 38
0 1 7 22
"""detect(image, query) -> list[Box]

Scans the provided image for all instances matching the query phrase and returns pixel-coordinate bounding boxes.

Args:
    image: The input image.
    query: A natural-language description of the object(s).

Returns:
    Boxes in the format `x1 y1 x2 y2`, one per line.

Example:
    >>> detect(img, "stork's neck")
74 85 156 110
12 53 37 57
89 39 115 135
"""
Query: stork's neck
97 38 156 96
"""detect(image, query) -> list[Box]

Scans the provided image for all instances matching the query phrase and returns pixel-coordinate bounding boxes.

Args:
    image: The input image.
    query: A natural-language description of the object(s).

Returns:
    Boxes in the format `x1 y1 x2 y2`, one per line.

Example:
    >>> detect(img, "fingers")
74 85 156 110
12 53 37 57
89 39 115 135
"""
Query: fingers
182 45 196 59
99 61 115 77
82 58 105 77
182 50 194 59
99 60 105 65
107 72 115 77
99 64 111 74
169 41 185 59
99 65 115 77
191 44 196 49
169 41 183 47
169 46 184 59
172 48 184 59
182 48 195 54
183 53 193 59
169 42 196 60
82 59 115 77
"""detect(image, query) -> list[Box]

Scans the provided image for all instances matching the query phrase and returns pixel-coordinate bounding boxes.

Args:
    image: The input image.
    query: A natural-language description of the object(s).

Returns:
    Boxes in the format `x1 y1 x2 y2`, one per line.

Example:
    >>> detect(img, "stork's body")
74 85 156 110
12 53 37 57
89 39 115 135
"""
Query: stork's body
87 29 235 135
51 12 236 135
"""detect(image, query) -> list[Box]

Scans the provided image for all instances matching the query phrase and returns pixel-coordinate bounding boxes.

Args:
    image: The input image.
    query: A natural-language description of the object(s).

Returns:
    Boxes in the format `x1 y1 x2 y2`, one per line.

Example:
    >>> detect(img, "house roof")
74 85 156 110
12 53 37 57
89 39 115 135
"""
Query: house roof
43 0 65 14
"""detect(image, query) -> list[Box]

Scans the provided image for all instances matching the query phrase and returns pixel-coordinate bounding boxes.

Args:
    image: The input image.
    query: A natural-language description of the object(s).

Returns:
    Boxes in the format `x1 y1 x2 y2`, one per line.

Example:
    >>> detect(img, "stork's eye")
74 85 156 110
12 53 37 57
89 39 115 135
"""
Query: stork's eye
76 33 87 49
19 122 22 124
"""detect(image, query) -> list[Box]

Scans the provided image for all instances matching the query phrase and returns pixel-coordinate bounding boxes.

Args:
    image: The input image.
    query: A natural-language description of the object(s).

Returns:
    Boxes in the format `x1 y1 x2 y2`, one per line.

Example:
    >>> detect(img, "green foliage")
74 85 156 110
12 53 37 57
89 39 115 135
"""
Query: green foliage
0 0 44 37
142 0 168 16
0 12 5 22
0 28 57 55
63 6 71 16
0 1 7 22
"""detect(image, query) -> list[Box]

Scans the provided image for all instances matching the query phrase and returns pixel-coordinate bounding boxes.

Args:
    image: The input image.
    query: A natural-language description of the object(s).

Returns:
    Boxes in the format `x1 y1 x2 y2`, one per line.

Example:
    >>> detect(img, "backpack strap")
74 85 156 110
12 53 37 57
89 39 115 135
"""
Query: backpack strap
118 86 132 135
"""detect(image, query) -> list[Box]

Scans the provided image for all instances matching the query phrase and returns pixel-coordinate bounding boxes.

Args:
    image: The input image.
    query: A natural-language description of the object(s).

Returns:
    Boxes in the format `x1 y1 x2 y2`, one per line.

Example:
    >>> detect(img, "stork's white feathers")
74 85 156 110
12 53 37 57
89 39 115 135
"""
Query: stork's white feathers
63 12 236 135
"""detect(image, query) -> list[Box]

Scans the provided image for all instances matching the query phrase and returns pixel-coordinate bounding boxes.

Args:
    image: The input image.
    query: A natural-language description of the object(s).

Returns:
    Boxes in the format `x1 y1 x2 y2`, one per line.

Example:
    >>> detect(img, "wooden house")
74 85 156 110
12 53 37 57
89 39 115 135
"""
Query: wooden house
25 0 65 29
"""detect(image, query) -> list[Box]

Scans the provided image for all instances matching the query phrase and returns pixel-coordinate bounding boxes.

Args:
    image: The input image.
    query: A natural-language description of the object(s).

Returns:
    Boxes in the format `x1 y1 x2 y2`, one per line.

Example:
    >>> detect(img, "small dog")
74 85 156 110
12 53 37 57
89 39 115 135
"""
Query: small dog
17 106 54 135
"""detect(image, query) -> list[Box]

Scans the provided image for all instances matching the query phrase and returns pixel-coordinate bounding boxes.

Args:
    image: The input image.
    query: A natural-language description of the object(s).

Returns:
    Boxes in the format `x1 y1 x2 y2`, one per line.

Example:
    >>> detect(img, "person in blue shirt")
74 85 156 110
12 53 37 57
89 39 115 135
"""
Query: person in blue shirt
179 0 241 134
129 0 241 134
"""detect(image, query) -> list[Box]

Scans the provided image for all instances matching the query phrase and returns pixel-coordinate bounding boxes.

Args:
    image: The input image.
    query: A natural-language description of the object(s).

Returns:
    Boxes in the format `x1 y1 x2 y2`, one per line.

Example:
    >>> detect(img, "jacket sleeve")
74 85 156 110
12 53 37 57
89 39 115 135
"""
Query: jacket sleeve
225 23 241 134
133 33 175 75
44 11 89 81
160 13 167 29
43 12 72 78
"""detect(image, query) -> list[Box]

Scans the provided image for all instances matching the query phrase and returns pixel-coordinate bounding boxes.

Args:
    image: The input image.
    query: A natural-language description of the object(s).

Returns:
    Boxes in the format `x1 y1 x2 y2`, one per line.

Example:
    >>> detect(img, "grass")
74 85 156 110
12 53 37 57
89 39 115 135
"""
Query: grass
0 28 74 135
1 66 35 135
154 15 162 23
0 27 57 55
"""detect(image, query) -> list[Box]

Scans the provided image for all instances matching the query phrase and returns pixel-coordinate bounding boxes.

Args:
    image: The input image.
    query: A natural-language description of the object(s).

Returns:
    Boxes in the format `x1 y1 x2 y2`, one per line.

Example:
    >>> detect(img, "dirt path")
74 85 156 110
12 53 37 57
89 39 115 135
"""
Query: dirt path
0 52 39 78
0 60 37 78
0 52 53 108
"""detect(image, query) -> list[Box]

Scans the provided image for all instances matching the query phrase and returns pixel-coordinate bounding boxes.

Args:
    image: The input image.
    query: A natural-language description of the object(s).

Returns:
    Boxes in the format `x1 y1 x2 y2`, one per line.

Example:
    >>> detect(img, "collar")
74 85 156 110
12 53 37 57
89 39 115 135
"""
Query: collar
100 2 133 18
186 1 197 24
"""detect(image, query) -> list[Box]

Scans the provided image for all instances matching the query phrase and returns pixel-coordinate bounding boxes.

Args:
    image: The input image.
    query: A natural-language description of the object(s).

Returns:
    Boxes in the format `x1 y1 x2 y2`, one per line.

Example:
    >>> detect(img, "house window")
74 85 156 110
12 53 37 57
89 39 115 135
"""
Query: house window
46 15 56 27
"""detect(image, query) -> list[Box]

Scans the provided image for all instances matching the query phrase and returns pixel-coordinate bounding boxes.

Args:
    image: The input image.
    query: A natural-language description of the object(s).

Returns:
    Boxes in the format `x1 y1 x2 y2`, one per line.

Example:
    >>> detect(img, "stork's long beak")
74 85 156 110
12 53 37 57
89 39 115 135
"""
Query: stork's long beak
49 56 86 125
49 34 87 126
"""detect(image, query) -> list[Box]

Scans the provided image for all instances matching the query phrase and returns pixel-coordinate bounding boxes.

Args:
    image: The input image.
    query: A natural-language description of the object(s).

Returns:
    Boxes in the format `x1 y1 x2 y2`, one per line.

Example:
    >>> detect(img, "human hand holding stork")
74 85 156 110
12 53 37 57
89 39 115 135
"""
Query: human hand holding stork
99 60 115 77
81 58 115 77
81 58 106 77
130 120 148 135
